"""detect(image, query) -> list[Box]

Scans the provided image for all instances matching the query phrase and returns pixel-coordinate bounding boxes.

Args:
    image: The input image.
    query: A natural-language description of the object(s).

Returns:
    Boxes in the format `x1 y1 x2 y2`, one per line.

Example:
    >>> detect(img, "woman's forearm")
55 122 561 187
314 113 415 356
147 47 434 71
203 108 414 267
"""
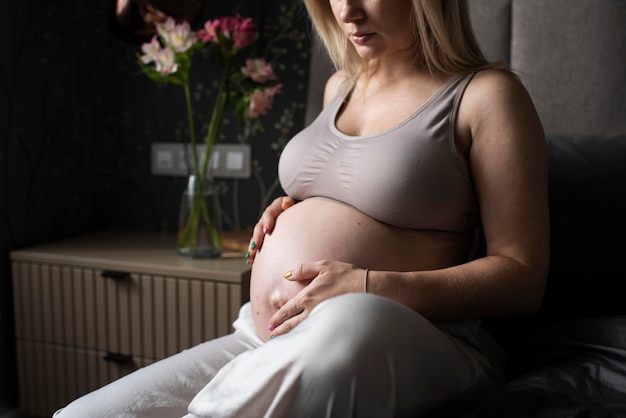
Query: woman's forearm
368 254 547 321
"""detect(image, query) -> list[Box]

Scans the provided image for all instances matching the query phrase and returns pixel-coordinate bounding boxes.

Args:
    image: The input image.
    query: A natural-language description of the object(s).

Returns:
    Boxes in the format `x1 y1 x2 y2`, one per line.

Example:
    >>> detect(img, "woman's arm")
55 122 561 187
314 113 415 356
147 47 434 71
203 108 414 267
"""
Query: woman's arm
267 70 550 336
387 69 550 320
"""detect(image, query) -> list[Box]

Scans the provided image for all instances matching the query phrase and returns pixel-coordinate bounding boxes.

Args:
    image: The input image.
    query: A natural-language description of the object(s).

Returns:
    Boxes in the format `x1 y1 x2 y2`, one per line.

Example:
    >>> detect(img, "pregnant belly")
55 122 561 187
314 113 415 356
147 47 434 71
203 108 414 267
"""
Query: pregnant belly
249 198 471 341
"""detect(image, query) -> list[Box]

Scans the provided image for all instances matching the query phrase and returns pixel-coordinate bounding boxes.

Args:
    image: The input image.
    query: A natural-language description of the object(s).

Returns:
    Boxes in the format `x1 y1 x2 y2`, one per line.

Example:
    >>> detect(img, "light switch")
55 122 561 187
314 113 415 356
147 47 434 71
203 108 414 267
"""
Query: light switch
226 151 245 171
151 143 251 178
156 150 173 169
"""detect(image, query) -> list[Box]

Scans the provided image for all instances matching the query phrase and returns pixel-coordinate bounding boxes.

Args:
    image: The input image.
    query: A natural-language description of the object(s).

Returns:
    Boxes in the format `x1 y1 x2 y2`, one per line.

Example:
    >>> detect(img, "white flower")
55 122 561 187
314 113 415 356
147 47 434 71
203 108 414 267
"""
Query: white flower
155 47 178 75
157 17 197 53
140 35 161 64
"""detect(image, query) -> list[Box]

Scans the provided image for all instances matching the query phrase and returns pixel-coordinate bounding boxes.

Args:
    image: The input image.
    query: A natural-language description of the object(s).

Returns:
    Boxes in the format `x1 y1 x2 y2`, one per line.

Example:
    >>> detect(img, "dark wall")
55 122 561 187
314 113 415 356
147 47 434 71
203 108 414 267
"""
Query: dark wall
0 0 312 407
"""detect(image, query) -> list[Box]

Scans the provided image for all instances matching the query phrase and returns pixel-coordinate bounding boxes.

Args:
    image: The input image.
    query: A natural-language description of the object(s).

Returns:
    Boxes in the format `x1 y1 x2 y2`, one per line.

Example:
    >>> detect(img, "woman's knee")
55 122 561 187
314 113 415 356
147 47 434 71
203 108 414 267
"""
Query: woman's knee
295 294 478 408
304 293 432 349
296 295 421 380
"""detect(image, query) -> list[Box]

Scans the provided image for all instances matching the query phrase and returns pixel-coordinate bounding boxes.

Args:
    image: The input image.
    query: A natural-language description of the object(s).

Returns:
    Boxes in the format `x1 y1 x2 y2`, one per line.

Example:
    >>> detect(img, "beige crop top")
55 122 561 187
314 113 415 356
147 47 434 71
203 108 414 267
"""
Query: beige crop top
278 72 480 233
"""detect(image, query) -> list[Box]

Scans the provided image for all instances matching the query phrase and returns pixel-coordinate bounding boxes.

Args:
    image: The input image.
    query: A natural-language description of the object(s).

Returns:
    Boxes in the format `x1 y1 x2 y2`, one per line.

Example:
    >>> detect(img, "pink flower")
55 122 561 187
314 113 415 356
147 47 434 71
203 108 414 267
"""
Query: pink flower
241 58 277 83
198 19 219 43
197 15 257 49
247 84 283 118
232 17 257 48
220 16 238 35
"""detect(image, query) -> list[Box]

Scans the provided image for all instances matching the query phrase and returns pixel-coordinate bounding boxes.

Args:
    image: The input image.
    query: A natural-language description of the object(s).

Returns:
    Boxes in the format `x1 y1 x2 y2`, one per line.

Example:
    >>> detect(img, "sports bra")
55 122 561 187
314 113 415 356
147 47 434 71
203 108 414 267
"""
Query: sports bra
278 72 480 233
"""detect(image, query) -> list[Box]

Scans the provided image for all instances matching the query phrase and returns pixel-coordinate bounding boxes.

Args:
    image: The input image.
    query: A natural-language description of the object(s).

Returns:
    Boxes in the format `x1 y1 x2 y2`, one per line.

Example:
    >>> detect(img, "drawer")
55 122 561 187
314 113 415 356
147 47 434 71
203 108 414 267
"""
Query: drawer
12 261 243 359
16 339 153 418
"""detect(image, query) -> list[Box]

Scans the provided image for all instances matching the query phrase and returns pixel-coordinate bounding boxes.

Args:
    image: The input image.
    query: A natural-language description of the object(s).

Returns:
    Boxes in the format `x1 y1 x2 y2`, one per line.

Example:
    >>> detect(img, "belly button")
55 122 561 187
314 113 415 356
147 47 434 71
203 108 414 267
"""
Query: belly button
269 289 287 310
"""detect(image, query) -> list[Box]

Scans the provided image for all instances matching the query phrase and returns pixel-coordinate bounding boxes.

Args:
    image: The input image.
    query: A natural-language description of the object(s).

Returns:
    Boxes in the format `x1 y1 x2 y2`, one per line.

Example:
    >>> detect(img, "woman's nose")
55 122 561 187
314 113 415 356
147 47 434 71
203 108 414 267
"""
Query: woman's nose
338 0 364 23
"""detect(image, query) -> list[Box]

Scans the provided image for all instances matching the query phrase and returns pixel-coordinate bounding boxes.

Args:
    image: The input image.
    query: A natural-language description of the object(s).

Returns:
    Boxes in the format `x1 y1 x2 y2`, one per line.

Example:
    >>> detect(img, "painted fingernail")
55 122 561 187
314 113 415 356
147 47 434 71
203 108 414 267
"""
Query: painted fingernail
283 270 293 279
269 335 275 340
245 251 250 258
268 323 276 331
250 241 256 250
262 225 268 234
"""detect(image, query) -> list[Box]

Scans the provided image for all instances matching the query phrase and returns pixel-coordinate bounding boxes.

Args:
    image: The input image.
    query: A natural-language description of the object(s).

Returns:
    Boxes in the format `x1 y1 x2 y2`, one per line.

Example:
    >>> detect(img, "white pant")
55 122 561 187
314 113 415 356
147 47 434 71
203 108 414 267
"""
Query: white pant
55 294 505 418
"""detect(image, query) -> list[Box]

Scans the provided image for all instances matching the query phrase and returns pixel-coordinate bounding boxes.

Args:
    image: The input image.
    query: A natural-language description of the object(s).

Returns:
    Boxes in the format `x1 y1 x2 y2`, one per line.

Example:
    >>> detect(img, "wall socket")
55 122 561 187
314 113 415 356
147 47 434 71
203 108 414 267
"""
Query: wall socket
151 142 251 179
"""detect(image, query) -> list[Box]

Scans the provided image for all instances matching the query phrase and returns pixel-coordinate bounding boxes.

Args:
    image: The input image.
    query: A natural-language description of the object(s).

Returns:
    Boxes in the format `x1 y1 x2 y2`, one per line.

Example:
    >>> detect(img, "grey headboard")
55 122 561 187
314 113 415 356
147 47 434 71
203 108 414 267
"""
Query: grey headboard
305 0 626 136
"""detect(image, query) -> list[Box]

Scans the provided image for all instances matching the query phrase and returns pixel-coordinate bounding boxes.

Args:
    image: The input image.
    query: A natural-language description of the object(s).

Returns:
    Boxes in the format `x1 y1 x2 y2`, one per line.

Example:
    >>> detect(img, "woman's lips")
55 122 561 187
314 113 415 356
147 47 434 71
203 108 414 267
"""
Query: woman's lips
350 32 374 45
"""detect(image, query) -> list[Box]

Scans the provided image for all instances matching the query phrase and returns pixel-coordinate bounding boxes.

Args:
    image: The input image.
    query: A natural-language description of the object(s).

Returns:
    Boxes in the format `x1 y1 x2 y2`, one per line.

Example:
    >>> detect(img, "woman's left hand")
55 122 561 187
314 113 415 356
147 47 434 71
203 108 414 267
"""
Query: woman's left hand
267 260 366 338
246 196 295 265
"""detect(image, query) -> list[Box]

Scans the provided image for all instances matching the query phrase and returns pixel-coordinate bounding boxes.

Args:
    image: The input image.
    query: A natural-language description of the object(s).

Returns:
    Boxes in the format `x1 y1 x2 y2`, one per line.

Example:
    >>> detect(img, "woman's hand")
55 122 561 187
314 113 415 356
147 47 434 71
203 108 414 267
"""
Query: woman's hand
267 260 367 338
246 196 295 264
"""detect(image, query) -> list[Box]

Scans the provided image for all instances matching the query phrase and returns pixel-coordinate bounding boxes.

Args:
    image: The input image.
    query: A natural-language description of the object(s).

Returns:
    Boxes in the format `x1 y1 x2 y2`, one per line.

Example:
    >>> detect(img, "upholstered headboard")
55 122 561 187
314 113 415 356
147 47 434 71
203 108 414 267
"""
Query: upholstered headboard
305 0 626 136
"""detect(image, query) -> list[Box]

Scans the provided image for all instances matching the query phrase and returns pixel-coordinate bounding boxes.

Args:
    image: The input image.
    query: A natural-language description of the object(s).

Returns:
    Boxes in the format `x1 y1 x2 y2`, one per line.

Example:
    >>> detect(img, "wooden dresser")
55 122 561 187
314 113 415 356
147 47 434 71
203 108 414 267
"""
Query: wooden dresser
10 231 250 417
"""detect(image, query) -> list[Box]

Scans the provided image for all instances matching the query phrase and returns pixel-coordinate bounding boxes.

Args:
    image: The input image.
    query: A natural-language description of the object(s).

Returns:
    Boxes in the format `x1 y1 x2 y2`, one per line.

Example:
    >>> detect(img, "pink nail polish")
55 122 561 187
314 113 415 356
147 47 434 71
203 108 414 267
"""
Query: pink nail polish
268 323 275 331
262 225 268 234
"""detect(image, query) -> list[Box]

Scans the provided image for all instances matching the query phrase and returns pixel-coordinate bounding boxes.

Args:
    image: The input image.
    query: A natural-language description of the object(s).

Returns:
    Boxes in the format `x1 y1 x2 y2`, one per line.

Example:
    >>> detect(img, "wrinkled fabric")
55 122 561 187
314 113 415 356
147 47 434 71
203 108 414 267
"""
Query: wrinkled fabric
54 294 503 418
186 294 504 418
53 304 261 418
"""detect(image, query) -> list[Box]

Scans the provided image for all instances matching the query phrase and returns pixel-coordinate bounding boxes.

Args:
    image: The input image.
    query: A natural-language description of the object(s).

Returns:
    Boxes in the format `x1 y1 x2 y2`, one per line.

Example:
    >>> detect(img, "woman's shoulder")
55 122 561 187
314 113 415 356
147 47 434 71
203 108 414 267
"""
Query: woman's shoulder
466 69 530 107
458 69 542 146
460 69 536 126
323 70 353 107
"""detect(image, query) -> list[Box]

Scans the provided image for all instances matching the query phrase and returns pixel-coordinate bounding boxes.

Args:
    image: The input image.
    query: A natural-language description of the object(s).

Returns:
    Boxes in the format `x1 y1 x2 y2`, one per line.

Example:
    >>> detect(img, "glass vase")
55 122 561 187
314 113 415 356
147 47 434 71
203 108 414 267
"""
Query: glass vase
178 175 223 259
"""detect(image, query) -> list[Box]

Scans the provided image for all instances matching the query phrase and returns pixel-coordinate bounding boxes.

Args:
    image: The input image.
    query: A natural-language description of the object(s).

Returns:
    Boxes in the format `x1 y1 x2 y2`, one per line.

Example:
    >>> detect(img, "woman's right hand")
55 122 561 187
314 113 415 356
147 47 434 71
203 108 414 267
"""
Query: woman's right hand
246 196 295 264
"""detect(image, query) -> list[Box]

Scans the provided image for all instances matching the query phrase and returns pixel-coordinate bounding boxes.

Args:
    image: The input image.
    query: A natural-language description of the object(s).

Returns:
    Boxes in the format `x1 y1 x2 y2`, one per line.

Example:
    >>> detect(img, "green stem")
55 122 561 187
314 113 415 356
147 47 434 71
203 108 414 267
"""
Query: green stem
199 189 222 248
182 82 200 176
178 58 231 255
178 184 222 254
179 82 205 252
200 61 231 179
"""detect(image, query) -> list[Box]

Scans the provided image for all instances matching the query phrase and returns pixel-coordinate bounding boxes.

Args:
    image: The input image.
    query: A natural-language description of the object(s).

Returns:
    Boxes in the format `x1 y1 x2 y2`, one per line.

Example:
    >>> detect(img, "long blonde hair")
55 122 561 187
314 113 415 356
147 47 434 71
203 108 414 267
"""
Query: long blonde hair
303 0 504 82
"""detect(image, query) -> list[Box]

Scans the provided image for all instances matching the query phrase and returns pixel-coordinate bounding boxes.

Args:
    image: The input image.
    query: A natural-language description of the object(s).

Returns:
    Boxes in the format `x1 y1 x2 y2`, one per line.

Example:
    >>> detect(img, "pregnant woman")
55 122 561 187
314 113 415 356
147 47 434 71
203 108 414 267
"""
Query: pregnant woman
55 0 549 417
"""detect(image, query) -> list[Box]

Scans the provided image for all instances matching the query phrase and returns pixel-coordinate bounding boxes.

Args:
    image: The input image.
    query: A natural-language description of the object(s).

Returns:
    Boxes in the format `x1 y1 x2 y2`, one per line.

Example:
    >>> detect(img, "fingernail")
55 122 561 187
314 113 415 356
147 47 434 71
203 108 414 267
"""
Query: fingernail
262 225 268 234
246 259 251 265
245 251 250 258
269 335 275 340
250 241 256 250
268 323 276 331
283 270 293 279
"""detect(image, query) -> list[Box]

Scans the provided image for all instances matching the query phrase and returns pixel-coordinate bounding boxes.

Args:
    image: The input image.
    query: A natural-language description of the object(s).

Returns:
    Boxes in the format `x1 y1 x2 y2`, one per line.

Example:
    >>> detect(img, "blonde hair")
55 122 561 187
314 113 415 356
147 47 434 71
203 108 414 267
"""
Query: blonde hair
303 0 504 82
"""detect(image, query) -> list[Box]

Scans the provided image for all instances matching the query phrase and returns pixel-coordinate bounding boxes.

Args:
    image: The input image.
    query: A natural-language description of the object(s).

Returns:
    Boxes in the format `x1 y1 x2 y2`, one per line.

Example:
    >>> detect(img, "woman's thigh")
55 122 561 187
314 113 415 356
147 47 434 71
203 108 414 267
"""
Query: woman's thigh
188 293 502 418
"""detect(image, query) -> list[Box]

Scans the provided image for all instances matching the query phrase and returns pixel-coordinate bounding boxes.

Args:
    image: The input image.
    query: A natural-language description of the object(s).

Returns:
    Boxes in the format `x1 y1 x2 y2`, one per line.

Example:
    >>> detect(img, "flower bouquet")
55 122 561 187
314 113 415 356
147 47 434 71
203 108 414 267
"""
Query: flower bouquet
138 15 282 258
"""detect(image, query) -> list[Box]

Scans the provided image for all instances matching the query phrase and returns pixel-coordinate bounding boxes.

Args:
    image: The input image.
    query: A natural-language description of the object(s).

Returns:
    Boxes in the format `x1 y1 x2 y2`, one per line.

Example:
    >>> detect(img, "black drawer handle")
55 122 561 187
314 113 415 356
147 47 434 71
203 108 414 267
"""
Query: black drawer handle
100 270 131 281
104 352 133 365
